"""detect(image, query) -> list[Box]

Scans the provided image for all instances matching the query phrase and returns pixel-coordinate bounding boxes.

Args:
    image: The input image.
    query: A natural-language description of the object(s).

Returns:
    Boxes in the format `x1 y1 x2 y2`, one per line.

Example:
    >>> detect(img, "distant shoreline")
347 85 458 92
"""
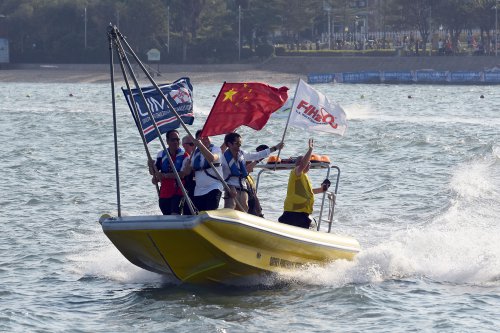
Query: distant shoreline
1 56 500 84
0 63 299 85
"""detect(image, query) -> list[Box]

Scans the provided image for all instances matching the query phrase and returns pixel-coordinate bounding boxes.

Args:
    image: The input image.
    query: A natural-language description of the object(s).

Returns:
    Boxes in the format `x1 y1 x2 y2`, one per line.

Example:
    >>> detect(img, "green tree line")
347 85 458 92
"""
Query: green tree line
0 0 498 63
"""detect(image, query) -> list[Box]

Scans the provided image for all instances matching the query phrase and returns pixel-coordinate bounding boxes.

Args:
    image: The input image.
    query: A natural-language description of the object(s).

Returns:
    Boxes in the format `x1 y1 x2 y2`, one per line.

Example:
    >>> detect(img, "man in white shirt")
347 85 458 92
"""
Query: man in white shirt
221 132 284 212
189 130 224 211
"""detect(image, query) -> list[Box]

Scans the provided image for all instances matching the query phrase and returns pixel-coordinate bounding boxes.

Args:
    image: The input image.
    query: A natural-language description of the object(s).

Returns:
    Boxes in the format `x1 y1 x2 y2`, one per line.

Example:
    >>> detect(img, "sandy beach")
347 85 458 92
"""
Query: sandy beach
0 63 300 85
2 55 500 84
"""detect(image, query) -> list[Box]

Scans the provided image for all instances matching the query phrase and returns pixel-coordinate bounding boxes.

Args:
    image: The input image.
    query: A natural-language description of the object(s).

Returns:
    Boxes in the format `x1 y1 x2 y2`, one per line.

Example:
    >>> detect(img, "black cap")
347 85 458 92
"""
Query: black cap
256 144 269 152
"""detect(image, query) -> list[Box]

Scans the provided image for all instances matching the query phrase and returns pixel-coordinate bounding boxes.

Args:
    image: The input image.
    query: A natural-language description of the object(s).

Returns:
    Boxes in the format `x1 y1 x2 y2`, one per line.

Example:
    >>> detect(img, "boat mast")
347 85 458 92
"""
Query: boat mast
108 25 196 215
108 26 121 217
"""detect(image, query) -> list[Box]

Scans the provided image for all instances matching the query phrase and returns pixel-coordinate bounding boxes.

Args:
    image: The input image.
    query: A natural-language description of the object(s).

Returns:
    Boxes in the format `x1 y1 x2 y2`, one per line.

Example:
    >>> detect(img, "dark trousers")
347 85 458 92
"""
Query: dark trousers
278 211 311 229
182 173 196 215
159 195 182 215
194 189 222 212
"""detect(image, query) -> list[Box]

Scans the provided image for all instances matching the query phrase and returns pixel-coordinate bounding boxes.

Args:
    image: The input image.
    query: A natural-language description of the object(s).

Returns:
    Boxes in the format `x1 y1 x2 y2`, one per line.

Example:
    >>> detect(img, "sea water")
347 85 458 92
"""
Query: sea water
0 81 499 332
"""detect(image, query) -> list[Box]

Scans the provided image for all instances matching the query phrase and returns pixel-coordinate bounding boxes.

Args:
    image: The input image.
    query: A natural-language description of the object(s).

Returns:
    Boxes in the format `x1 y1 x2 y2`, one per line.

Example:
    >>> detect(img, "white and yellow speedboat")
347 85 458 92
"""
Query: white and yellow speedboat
103 31 360 284
100 208 360 284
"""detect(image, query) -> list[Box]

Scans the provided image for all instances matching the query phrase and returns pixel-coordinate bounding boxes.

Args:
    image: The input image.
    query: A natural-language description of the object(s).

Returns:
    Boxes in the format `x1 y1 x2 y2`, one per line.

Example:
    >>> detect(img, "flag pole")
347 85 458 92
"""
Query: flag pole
118 30 192 138
197 82 246 212
200 82 226 137
111 27 161 196
112 26 195 214
275 78 301 170
108 27 122 217
120 28 245 214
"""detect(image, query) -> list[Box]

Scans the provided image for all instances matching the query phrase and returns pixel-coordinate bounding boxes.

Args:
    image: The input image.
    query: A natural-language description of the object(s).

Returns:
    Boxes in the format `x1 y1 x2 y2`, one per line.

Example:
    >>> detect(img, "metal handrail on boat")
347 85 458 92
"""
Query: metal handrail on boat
254 162 340 233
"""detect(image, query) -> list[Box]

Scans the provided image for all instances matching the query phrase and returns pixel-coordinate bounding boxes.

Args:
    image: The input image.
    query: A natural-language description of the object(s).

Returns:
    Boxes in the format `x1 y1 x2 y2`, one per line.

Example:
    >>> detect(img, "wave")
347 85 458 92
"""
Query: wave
279 148 500 286
74 146 500 287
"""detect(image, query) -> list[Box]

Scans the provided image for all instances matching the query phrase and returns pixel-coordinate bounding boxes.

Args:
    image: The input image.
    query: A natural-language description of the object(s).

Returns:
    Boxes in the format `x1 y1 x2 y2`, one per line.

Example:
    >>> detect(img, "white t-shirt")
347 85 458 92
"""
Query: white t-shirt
221 148 271 188
191 146 223 196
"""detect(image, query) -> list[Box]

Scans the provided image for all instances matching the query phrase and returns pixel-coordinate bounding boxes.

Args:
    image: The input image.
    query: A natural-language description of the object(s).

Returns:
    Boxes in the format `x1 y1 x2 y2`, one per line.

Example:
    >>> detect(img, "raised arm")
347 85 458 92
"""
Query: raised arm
295 138 314 176
244 141 285 161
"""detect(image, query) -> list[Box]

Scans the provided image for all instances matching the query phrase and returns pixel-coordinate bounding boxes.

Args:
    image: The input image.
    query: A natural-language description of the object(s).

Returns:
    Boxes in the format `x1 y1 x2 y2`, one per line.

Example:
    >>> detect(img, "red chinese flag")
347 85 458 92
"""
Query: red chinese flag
200 82 289 137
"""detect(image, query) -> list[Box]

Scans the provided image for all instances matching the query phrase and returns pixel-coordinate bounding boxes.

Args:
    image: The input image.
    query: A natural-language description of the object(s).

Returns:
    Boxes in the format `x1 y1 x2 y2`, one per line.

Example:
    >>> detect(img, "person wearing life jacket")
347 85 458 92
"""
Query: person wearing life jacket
222 132 284 212
187 129 224 211
278 138 330 229
148 130 190 215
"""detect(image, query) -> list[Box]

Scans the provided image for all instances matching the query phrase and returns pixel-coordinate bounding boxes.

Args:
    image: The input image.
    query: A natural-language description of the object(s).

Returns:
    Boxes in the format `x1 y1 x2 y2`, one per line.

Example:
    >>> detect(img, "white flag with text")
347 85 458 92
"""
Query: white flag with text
288 79 347 136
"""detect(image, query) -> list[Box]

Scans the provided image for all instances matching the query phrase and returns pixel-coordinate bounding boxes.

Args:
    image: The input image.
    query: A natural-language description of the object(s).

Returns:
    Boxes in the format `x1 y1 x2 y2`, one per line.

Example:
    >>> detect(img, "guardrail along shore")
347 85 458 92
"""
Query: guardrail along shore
257 56 500 84
308 69 500 84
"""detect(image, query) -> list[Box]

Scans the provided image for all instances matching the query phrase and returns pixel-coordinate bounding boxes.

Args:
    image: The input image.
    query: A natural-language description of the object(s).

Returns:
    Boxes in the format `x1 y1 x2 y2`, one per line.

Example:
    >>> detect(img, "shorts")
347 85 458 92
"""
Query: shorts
278 211 311 229
224 186 249 212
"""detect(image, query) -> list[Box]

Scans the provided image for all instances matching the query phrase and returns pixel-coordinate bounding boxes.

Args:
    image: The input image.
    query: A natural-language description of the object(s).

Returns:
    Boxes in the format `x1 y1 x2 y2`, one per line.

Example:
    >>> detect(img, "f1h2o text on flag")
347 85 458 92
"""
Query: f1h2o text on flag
200 82 288 137
122 77 195 143
288 79 347 136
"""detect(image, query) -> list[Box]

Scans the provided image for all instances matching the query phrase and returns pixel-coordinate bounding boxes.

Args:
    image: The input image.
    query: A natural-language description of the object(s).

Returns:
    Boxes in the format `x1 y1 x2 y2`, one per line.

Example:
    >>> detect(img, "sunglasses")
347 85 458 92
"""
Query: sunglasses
184 142 194 146
169 137 180 142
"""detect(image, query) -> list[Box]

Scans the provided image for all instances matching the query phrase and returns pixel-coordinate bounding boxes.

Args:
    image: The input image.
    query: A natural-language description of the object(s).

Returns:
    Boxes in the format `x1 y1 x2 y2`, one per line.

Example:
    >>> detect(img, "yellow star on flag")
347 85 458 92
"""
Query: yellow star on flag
223 88 238 102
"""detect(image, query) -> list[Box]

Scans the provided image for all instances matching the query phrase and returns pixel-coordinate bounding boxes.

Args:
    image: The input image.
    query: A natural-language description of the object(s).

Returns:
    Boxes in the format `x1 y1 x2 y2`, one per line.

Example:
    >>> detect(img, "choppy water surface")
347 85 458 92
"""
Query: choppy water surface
1 81 499 332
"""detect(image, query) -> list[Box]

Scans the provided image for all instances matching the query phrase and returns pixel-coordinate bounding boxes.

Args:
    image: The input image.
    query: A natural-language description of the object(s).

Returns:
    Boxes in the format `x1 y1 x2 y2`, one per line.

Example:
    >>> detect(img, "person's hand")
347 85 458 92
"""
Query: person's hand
148 159 158 176
275 141 285 151
308 138 314 150
321 178 331 191
246 162 256 173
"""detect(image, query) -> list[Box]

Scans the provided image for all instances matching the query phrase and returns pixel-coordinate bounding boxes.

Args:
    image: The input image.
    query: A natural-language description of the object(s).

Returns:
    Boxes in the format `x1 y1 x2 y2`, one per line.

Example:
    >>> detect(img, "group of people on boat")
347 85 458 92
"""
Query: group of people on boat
148 130 330 229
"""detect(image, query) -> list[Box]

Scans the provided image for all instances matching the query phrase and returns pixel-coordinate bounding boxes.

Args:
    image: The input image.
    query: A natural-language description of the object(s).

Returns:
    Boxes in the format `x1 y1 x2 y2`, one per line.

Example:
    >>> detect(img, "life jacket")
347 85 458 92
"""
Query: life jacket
192 144 222 181
224 149 248 180
283 170 314 214
159 148 188 198
192 144 214 171
246 174 256 191
160 148 186 172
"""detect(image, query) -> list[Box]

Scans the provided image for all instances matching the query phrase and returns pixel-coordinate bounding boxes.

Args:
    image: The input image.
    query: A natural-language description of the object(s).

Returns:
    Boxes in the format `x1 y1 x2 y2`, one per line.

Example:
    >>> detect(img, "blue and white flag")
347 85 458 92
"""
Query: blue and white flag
122 77 194 143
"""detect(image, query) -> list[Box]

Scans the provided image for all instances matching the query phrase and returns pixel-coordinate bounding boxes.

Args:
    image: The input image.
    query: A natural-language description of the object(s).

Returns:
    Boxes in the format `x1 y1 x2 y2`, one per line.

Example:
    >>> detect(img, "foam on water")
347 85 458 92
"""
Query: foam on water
74 145 500 288
343 103 374 120
71 244 166 284
67 204 171 284
281 147 500 287
3 82 500 332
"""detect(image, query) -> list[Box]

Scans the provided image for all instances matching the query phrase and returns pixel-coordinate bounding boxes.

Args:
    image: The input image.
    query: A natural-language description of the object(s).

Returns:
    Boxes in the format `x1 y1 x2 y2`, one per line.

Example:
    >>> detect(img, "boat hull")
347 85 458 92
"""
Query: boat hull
101 209 360 284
